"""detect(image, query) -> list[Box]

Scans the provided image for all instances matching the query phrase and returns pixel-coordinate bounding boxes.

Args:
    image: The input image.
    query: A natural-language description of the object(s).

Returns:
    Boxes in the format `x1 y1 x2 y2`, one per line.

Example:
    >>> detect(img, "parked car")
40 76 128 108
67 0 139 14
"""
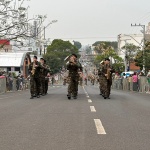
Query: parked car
121 71 134 77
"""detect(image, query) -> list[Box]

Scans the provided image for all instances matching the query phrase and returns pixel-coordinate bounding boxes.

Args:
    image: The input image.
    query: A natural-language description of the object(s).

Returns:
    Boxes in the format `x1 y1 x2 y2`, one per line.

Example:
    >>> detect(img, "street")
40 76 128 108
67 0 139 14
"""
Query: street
0 85 150 150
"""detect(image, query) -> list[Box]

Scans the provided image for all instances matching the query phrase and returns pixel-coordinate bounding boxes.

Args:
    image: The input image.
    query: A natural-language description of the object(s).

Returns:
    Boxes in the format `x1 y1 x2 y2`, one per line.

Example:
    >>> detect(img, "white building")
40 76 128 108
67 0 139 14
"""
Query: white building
0 52 31 77
117 34 143 71
117 34 143 57
146 22 150 34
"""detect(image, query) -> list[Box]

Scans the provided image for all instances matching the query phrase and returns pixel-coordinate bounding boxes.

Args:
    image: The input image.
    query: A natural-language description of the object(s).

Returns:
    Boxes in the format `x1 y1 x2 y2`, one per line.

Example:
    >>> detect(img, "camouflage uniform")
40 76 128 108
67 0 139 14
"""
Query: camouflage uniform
78 72 83 86
98 64 113 98
98 68 104 95
29 61 43 97
45 64 51 94
67 60 82 99
40 64 47 95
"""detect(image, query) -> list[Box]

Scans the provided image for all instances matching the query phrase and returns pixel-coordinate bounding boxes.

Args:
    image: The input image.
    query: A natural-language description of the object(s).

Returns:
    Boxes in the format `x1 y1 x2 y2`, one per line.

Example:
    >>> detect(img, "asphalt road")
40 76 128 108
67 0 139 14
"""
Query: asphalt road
0 84 150 150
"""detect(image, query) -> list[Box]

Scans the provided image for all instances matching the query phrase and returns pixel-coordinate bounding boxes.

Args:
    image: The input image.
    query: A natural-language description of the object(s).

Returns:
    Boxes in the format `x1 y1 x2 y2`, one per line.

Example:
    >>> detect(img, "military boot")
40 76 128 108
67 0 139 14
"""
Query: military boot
67 94 71 100
30 96 34 99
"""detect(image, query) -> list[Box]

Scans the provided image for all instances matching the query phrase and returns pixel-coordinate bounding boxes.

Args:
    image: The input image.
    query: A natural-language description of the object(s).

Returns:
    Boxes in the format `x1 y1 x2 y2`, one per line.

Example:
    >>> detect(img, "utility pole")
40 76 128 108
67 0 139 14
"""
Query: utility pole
44 26 46 54
43 20 57 55
124 39 131 72
131 23 146 74
118 35 131 71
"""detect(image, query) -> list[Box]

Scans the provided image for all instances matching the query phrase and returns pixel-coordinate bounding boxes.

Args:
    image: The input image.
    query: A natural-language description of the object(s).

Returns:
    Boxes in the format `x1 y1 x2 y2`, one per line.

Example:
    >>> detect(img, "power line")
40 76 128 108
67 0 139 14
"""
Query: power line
134 12 150 23
49 36 117 40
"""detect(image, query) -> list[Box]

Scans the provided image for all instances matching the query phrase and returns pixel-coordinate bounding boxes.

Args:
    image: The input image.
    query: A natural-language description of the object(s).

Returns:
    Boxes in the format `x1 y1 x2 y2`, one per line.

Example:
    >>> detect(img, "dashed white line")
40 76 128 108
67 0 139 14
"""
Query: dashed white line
88 99 92 103
94 119 106 135
90 106 96 112
84 87 106 135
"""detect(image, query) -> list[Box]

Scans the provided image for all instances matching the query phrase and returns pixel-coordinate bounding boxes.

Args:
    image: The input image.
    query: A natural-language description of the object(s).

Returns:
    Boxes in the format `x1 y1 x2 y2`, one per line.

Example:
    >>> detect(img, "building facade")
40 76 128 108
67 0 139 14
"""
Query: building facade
117 34 143 71
0 52 31 77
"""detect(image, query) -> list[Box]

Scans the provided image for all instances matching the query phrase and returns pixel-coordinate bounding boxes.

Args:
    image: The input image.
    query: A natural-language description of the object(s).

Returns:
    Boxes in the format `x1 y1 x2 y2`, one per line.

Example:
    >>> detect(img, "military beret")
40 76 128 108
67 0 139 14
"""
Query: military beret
34 55 37 59
104 58 110 61
71 53 77 58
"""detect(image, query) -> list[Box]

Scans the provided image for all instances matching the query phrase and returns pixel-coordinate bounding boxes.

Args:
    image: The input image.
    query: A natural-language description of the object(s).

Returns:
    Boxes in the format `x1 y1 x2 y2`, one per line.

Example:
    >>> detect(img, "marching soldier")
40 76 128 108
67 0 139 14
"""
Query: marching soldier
44 60 51 95
78 72 83 86
66 54 82 99
29 56 43 99
98 58 114 99
98 61 104 96
40 58 47 96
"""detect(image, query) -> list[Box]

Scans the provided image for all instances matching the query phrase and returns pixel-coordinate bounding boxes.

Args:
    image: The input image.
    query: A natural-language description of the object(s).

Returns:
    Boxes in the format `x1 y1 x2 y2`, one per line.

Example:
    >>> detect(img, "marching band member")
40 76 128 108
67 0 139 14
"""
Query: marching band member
29 56 43 99
66 54 82 99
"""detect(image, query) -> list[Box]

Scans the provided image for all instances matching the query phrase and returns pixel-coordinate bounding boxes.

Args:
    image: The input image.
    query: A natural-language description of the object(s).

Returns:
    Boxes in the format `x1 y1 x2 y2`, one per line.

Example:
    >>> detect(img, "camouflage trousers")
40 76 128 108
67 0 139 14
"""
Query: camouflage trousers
79 77 83 86
40 77 45 95
30 77 41 96
99 76 103 94
45 79 49 94
68 76 79 96
99 76 112 97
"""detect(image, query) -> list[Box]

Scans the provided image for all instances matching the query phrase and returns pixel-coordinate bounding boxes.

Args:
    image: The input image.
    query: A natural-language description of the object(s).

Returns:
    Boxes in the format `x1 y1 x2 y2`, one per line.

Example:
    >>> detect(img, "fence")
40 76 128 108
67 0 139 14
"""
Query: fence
0 77 30 94
112 76 150 93
0 77 6 94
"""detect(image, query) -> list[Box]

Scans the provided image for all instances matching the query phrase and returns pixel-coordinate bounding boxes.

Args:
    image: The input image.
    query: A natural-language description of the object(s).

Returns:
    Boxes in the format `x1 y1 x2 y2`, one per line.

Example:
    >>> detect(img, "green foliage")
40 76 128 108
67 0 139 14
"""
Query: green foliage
43 39 79 74
135 41 150 73
85 45 92 54
11 72 17 78
73 41 82 50
95 47 124 73
121 43 140 61
92 41 118 50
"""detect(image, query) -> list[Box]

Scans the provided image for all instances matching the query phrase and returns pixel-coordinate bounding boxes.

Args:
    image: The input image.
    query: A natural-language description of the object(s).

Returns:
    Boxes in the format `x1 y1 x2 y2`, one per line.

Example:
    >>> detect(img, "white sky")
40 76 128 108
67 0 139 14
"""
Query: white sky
27 0 150 45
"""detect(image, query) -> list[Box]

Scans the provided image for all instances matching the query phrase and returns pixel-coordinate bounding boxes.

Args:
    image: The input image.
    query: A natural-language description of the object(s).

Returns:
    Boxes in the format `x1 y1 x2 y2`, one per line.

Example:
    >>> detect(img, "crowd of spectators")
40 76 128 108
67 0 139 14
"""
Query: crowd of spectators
113 70 150 93
0 71 26 91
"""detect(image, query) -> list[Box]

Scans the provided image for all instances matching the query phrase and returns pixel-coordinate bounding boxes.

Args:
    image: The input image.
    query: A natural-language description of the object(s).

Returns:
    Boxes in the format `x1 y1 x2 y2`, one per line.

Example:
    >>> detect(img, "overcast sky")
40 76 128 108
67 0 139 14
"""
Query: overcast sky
28 0 150 45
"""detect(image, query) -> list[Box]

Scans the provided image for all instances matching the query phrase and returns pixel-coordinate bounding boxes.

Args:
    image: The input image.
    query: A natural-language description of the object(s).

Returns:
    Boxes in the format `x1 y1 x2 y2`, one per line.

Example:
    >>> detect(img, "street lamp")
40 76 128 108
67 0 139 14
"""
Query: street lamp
43 20 58 54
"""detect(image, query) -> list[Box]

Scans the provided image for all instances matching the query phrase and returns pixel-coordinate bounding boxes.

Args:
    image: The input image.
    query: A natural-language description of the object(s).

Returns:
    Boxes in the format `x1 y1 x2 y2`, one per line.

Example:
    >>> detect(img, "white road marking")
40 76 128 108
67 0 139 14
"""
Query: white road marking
87 96 89 98
94 119 106 135
88 99 92 103
90 106 96 112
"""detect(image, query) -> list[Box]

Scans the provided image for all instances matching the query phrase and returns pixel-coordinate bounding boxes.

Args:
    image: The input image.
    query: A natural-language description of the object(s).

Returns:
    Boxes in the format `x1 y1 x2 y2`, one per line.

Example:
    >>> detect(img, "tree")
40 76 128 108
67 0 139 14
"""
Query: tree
121 43 140 71
0 0 31 47
43 39 79 74
95 46 124 73
94 43 106 54
85 45 92 54
135 41 150 73
93 41 118 50
73 41 82 50
121 43 140 61
0 0 47 51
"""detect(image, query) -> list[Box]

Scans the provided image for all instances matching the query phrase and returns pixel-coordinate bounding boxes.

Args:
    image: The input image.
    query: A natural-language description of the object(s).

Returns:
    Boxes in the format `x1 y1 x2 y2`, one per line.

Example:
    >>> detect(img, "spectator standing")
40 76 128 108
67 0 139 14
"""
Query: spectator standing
127 75 132 91
132 72 138 91
146 69 150 93
8 73 13 91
